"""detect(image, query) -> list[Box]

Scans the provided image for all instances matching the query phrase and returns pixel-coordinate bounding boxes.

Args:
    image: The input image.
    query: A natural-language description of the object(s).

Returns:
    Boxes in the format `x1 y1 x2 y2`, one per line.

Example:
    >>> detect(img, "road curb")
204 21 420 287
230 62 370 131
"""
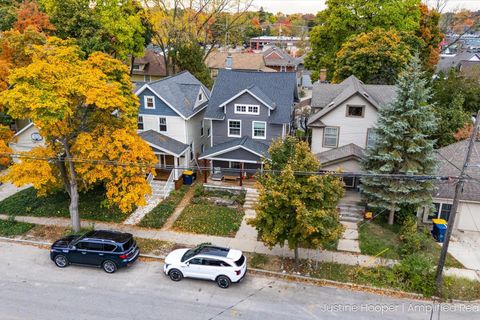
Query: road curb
2 237 479 304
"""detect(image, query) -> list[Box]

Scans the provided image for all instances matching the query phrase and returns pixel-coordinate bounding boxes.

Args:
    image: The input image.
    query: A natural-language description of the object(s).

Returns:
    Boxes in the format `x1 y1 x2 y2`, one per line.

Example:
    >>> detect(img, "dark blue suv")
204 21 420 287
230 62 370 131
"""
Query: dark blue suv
50 230 140 273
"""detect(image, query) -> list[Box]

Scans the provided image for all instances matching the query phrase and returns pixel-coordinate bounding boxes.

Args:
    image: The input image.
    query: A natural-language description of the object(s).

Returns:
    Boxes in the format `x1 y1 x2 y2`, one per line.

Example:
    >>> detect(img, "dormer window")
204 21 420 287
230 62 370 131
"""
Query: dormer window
235 104 259 115
346 105 365 117
145 96 155 109
198 92 203 101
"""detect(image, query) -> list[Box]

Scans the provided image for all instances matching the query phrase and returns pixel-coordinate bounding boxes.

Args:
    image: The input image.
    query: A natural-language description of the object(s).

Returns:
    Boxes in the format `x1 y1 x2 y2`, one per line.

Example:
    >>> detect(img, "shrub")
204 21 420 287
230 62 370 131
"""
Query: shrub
0 217 35 237
399 215 428 256
393 253 435 296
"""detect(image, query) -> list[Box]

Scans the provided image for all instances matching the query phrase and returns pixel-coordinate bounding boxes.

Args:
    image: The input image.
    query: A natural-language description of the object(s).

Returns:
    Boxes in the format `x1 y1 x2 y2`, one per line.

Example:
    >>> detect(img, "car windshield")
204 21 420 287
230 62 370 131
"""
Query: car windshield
181 245 204 262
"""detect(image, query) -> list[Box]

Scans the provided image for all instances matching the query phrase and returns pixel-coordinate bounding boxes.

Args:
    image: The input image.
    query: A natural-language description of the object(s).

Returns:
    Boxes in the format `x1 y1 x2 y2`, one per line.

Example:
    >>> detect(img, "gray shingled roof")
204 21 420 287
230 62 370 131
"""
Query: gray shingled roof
199 137 270 160
205 69 297 124
316 143 365 165
436 52 480 73
308 75 397 126
434 139 480 202
136 71 211 118
139 130 189 156
247 85 276 109
263 46 299 67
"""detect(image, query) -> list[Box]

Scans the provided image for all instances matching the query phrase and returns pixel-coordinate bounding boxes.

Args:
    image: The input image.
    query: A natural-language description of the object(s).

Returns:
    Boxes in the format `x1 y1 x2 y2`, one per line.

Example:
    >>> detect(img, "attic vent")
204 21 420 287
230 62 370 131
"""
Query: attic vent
363 92 370 98
327 102 334 107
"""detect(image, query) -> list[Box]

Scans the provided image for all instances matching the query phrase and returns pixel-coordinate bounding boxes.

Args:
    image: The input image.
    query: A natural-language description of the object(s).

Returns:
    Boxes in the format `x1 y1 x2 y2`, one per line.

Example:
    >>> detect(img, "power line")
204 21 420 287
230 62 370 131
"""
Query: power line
0 152 470 182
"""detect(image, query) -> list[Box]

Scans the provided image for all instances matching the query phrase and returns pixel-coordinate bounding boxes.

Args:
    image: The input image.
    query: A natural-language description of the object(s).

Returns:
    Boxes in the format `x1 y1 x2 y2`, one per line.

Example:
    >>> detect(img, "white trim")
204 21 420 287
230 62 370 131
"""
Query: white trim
158 117 167 132
228 119 242 138
199 145 265 159
265 50 282 59
209 157 260 164
13 122 35 137
185 104 208 120
252 121 267 140
135 84 187 119
219 89 275 110
234 104 260 115
144 141 188 158
144 96 155 109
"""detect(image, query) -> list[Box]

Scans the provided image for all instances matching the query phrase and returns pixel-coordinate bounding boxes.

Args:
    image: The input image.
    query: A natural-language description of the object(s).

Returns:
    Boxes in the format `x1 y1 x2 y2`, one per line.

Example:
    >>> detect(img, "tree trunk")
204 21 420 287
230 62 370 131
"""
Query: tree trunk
294 244 299 270
69 183 81 232
388 204 395 225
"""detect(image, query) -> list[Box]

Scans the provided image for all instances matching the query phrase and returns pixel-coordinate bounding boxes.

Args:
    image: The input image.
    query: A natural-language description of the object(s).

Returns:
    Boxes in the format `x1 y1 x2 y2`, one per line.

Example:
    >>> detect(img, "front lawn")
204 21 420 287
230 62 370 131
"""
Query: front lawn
0 187 128 222
0 219 35 237
139 186 188 229
358 219 463 268
172 186 244 237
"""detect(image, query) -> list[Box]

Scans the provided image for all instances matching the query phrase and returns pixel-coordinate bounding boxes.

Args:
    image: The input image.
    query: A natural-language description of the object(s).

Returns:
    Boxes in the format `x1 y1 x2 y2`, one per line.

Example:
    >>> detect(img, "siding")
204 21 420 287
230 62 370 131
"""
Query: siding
311 94 378 154
321 158 362 172
185 109 211 158
212 92 284 145
213 148 262 162
140 114 187 144
9 124 44 155
138 87 179 117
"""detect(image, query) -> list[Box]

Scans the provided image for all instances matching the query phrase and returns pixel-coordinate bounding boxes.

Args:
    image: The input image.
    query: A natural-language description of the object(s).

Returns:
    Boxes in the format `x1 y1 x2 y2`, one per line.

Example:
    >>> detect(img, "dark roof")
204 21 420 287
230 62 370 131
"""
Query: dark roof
205 51 275 72
139 130 189 156
205 69 297 124
132 49 167 77
316 143 365 165
436 52 480 73
308 75 397 126
263 46 299 67
434 139 480 202
137 71 210 118
199 137 270 160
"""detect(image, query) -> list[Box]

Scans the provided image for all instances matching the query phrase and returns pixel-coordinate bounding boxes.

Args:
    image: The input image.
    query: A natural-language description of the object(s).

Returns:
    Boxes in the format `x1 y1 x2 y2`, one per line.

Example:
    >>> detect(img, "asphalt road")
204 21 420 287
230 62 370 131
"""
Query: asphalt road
0 241 478 320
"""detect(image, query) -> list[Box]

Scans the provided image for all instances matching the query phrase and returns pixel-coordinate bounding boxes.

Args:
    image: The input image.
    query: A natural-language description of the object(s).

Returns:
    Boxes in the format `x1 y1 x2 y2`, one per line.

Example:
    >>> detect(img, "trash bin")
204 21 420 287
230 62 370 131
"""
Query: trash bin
432 221 447 243
183 170 194 185
432 218 447 225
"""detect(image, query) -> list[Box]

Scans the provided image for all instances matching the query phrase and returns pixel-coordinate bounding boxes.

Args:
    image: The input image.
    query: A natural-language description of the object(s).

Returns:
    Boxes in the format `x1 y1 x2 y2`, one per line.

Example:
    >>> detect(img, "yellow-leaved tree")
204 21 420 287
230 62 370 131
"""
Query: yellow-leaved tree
0 38 157 232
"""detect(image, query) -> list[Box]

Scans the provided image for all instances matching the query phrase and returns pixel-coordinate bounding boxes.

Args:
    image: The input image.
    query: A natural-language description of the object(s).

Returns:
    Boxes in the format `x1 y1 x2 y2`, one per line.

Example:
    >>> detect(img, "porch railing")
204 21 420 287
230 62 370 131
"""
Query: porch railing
147 172 154 184
162 169 175 199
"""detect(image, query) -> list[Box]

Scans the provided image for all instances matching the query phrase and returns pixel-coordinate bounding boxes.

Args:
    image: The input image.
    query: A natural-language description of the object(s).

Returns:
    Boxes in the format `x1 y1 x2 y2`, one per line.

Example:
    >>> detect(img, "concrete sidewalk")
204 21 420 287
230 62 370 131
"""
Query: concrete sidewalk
2 214 479 281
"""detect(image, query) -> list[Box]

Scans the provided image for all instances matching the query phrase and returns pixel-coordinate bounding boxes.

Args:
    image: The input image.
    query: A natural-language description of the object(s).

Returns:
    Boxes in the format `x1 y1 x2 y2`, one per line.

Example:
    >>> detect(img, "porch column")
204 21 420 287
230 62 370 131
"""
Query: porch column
203 159 208 183
239 162 243 187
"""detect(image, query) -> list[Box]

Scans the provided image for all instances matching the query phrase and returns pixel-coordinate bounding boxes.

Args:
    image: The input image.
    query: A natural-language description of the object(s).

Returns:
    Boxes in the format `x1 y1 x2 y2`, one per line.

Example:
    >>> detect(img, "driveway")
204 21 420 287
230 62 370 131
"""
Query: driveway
448 231 480 271
0 241 478 320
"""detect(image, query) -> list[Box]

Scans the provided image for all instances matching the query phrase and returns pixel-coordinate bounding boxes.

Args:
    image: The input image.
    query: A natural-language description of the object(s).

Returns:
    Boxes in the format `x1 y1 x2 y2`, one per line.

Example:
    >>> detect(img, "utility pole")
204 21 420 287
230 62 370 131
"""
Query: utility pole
435 110 480 293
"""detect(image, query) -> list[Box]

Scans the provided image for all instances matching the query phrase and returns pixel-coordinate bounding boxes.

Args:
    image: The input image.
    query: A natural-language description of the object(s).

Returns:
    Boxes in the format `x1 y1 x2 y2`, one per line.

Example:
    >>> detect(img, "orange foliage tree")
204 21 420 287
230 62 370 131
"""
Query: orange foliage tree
0 39 157 231
14 0 55 33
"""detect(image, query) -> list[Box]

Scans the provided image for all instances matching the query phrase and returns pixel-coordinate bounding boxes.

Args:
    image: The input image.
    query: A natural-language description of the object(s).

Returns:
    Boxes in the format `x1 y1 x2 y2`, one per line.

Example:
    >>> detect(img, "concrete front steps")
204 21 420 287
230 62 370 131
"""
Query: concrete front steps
123 180 171 225
338 202 365 223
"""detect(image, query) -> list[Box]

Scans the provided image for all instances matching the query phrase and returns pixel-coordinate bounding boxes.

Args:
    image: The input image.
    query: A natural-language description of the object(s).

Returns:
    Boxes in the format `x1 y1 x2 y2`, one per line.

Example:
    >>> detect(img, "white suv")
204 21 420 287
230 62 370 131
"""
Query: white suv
163 244 247 288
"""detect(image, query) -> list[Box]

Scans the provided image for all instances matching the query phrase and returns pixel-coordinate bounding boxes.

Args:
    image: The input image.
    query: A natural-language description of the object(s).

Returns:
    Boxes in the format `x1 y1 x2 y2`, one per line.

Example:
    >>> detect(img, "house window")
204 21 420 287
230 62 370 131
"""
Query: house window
323 127 339 148
229 161 241 169
144 75 151 82
132 64 141 71
200 120 204 136
228 120 241 137
428 202 453 221
207 127 211 137
201 144 205 153
145 96 155 109
189 143 194 160
346 105 365 117
198 92 203 101
138 116 144 130
159 117 167 132
235 104 259 115
366 128 376 148
252 121 266 139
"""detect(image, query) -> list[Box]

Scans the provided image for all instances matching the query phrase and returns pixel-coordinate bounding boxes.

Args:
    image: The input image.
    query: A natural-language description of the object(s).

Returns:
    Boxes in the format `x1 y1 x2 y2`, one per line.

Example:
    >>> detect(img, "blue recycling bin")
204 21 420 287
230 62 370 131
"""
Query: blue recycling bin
432 223 447 243
183 170 194 185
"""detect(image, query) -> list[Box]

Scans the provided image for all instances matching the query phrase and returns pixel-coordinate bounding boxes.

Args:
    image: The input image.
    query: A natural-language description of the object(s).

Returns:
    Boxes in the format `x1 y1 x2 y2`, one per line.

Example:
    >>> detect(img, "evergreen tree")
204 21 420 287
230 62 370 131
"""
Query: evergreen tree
173 43 213 89
361 56 437 225
249 137 344 267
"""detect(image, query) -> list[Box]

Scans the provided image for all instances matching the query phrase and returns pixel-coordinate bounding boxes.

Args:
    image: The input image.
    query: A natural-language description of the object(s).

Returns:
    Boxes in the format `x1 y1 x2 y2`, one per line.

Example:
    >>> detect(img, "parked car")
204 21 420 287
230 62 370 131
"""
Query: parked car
164 244 247 288
50 230 140 273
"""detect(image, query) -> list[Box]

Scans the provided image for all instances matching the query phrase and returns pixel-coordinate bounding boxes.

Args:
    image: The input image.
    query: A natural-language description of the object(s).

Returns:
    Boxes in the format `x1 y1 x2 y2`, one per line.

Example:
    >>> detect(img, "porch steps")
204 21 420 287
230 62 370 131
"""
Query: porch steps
123 180 172 225
338 202 365 223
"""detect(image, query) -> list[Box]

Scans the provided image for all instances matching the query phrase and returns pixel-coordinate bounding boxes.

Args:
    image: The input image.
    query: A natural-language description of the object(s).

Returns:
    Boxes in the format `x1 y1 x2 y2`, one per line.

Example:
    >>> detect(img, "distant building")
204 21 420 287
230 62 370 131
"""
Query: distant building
262 46 300 72
205 52 276 79
437 52 480 80
130 49 167 83
250 36 309 51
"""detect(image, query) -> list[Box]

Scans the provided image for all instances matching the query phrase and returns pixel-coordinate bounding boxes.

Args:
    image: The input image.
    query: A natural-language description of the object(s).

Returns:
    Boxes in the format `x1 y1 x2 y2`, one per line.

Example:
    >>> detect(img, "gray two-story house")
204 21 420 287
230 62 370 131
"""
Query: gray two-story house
199 69 298 177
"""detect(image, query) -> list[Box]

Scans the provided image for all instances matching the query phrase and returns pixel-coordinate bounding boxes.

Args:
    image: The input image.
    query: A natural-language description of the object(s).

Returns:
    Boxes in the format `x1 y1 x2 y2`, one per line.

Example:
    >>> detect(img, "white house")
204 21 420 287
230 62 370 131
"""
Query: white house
9 122 44 156
307 75 397 188
135 71 211 181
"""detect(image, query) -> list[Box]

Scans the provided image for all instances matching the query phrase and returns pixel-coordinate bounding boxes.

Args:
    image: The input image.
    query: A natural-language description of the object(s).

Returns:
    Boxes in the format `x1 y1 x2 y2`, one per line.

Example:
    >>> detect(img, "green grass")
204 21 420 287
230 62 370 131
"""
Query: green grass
173 204 243 237
358 220 463 268
136 238 175 256
139 186 188 229
0 219 35 237
0 187 128 222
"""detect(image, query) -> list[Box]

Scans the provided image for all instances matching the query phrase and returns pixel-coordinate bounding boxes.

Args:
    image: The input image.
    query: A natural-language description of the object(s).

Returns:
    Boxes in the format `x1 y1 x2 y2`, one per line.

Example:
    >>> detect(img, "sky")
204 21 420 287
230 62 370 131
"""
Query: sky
251 0 480 15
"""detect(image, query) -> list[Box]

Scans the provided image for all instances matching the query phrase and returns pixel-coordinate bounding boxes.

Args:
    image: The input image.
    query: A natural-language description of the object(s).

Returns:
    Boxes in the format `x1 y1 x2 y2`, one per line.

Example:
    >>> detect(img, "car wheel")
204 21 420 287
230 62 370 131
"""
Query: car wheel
54 254 69 268
168 269 183 282
216 275 231 289
102 260 117 274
